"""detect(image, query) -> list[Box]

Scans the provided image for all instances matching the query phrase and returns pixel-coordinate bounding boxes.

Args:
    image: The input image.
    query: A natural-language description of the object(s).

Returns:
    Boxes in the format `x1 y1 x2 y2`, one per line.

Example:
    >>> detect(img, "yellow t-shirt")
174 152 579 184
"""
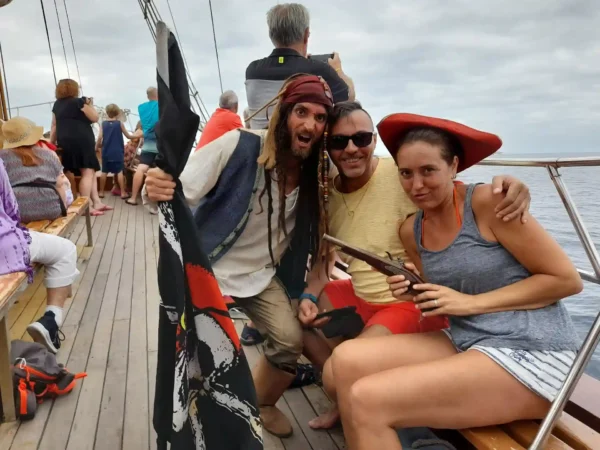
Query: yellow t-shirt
328 157 417 304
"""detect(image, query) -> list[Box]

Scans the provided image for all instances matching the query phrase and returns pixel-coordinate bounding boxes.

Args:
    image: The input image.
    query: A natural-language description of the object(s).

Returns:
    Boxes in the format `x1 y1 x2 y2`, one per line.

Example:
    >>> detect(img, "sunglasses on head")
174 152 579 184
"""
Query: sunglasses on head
328 131 374 151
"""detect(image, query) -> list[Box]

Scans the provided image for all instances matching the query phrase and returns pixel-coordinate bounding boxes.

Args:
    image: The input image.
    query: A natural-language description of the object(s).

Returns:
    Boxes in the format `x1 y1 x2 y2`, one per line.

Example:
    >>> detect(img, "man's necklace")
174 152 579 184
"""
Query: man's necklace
338 158 377 217
339 177 371 218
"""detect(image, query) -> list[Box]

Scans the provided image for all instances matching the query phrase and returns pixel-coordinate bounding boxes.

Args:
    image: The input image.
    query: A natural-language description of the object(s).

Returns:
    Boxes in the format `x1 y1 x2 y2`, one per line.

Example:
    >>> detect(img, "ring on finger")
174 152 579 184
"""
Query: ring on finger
434 299 438 307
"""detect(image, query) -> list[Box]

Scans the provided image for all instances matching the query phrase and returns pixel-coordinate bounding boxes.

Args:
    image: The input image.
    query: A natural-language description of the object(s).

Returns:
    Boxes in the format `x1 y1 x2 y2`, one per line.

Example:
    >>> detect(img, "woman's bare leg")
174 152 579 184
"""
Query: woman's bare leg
79 168 106 211
331 335 549 450
99 173 107 197
309 324 394 429
128 164 149 204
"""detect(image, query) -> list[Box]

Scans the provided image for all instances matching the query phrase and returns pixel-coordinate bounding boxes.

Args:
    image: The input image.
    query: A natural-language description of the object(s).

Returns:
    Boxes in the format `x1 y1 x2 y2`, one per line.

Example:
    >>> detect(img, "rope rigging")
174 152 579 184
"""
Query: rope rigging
208 0 223 94
52 0 70 78
137 0 210 126
39 0 58 86
63 0 84 93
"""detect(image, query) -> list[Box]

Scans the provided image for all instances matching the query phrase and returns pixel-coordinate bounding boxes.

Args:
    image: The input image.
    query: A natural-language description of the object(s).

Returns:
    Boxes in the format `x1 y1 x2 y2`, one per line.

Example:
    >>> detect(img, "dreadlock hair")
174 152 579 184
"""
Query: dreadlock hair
253 74 332 274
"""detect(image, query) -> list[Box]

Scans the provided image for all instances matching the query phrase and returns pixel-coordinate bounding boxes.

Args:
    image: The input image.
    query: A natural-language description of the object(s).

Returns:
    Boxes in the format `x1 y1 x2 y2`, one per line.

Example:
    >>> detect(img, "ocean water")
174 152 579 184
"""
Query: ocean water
459 153 600 380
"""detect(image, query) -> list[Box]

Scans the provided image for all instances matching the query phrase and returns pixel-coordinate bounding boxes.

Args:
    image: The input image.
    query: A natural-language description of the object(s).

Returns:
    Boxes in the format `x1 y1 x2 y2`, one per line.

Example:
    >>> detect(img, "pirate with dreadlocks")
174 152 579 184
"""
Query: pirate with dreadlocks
144 73 333 438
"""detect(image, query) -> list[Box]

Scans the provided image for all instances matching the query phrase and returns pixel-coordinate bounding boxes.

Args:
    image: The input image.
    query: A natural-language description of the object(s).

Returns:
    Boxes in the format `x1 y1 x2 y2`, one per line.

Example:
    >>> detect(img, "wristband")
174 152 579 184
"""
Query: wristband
299 293 318 305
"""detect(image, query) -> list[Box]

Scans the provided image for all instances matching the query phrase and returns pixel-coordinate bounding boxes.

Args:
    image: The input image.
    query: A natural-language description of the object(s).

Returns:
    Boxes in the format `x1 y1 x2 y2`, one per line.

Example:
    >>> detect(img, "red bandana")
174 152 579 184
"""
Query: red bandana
281 75 334 108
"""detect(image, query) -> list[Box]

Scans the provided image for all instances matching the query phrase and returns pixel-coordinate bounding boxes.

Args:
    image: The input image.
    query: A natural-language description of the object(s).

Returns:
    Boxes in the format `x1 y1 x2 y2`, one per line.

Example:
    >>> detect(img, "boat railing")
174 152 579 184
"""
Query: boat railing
477 156 600 449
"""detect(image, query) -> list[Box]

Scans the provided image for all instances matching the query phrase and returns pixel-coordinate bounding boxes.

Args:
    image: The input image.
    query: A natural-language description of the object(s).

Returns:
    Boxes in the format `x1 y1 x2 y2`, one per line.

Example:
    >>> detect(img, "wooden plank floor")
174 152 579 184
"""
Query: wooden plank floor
0 196 346 450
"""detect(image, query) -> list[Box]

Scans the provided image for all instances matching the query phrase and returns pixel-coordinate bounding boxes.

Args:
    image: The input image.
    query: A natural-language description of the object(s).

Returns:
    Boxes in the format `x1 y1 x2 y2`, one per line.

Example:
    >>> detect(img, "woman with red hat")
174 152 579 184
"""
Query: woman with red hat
329 113 584 449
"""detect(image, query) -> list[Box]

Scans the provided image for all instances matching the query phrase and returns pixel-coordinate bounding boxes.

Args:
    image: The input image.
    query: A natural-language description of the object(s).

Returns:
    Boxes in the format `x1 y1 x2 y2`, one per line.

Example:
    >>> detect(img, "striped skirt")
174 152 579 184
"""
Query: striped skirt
471 346 576 402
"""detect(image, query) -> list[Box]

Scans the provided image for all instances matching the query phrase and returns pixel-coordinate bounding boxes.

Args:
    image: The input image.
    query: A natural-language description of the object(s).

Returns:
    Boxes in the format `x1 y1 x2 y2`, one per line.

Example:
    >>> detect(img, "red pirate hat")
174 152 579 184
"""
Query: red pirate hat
376 113 502 172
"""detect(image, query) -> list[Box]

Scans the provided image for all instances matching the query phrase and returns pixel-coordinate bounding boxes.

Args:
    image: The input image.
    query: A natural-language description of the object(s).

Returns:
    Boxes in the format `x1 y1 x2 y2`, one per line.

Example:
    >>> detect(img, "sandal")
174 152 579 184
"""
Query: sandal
126 200 138 206
90 209 104 216
289 364 319 389
98 204 114 211
240 324 265 346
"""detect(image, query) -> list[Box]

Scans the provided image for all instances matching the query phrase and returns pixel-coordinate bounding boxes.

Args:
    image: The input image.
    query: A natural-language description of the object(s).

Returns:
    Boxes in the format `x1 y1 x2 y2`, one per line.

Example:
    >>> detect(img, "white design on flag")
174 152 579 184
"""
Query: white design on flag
172 340 189 432
159 203 183 266
193 313 236 370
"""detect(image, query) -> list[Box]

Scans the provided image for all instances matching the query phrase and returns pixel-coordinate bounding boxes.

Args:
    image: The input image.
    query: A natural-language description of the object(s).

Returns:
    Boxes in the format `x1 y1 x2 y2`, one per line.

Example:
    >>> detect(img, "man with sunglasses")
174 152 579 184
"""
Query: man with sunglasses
296 101 534 429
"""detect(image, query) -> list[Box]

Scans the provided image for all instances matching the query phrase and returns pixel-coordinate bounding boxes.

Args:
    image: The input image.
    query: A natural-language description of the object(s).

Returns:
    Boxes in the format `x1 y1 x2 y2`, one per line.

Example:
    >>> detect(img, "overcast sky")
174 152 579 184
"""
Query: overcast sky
1 0 599 155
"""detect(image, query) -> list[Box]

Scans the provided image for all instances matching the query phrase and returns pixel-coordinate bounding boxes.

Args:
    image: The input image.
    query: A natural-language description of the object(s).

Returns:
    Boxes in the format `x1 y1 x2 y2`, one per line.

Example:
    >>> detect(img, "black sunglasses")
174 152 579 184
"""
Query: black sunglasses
328 131 374 151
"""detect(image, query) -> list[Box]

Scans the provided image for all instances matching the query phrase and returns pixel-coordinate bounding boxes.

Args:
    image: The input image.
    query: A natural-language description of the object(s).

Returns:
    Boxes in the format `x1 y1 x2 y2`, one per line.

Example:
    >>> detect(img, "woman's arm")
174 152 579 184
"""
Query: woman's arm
50 113 57 144
95 124 103 151
385 215 425 301
80 98 99 123
468 184 583 314
399 215 423 276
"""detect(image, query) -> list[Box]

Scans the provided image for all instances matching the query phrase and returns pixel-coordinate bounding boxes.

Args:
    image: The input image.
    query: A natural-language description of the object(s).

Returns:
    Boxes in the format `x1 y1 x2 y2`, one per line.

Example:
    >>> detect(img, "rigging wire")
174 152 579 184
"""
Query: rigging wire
137 0 210 123
207 0 223 94
52 0 70 78
39 0 58 87
165 0 193 86
63 0 84 94
0 42 11 118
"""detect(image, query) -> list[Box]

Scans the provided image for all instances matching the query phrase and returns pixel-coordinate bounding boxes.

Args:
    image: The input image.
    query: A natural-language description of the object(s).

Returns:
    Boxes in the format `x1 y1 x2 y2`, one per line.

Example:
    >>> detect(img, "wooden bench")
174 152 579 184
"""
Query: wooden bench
0 196 93 423
331 258 600 449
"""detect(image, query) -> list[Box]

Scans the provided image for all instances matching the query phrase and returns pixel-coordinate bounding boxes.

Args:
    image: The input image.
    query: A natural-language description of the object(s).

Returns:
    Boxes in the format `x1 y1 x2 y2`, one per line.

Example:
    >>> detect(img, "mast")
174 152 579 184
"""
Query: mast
0 68 8 121
137 0 209 130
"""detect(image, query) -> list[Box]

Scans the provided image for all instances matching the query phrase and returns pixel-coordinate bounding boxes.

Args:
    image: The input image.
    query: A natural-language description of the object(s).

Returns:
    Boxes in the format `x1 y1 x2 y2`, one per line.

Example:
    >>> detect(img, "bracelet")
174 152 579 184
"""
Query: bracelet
299 293 318 304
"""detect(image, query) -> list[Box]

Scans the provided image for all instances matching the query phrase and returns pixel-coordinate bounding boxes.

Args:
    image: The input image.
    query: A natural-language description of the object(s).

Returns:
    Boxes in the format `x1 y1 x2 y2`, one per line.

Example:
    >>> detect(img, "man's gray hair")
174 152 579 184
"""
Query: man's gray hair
267 3 310 47
146 86 158 98
219 90 238 110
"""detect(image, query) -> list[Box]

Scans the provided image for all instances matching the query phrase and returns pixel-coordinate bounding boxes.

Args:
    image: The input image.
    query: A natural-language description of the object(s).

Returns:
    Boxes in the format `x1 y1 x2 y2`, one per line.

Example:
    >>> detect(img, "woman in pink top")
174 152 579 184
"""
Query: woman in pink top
0 159 79 354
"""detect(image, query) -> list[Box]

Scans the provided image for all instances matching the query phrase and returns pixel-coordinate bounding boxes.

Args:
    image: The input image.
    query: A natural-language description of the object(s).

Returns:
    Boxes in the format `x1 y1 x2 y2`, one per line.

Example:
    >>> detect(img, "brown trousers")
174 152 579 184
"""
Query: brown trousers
234 278 303 372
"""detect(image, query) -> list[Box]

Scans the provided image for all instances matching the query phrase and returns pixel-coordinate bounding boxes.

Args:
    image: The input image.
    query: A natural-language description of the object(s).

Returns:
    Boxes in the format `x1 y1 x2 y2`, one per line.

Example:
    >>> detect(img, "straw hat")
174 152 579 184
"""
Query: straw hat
0 117 44 150
377 113 502 173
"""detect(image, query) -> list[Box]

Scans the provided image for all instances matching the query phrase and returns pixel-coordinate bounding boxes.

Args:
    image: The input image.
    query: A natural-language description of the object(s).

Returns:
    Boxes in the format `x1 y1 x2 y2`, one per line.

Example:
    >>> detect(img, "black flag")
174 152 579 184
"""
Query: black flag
152 22 263 450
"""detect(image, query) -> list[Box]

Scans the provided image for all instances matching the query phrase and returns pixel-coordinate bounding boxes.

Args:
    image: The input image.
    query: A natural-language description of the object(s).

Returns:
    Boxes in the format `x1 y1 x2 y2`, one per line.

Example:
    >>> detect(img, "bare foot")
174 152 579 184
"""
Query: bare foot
308 405 340 429
94 202 114 212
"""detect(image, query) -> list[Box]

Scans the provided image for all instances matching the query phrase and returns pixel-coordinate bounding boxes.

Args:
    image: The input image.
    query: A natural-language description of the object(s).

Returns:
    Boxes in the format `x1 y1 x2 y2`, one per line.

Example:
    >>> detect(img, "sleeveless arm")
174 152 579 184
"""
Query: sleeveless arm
120 122 136 140
399 215 424 277
469 184 583 314
80 98 99 123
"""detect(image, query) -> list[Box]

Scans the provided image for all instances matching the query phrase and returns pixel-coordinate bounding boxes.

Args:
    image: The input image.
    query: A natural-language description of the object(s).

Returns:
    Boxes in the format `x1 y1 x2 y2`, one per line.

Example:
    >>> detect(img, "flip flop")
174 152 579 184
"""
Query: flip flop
90 209 104 216
288 364 319 389
126 200 138 206
98 205 114 211
240 324 265 346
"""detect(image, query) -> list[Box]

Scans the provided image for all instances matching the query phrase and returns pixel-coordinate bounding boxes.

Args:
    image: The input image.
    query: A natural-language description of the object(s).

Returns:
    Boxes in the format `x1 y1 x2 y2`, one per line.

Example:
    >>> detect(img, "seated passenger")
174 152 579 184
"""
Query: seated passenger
0 117 68 223
329 113 583 449
0 159 79 354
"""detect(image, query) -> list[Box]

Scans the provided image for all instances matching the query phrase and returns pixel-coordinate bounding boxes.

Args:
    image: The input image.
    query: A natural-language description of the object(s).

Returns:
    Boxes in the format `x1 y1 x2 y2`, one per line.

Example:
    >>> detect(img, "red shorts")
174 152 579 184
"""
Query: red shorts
323 279 448 334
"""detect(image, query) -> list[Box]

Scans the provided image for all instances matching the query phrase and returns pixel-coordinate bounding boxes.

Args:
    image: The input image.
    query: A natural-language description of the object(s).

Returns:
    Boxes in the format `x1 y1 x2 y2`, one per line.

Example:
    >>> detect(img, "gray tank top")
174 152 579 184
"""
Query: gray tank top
414 183 580 352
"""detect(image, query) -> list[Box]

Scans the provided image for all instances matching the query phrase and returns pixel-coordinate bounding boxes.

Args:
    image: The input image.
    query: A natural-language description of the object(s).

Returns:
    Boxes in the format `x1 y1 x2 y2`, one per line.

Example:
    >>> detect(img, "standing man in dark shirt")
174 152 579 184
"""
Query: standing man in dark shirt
245 2 355 130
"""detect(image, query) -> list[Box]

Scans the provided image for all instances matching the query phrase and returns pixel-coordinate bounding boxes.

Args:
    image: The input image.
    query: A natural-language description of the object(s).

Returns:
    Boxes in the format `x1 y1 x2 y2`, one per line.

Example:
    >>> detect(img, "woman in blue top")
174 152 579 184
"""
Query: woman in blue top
328 113 583 450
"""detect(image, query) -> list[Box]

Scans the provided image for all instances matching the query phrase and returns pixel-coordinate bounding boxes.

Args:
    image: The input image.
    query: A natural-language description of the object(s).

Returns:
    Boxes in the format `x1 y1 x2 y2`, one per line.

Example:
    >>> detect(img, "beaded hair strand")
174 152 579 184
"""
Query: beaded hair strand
317 128 331 276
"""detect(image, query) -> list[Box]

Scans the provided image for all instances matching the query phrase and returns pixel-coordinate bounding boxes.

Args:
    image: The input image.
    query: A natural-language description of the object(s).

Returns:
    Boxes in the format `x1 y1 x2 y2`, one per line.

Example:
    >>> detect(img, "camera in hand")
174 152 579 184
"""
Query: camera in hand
308 53 333 63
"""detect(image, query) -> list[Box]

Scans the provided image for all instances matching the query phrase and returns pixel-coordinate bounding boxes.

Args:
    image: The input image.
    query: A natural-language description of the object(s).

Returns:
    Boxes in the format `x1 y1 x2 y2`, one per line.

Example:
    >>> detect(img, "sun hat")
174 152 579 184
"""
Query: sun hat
0 117 45 150
376 113 502 172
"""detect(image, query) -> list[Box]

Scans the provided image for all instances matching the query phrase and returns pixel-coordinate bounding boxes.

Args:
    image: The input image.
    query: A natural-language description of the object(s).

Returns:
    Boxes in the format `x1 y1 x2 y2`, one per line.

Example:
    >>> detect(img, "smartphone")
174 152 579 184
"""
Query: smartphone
309 53 333 63
315 306 357 321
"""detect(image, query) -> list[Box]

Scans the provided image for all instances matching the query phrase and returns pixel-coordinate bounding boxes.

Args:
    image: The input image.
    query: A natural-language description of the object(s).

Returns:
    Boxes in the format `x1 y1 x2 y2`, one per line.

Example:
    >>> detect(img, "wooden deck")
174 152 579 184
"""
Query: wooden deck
0 196 345 450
